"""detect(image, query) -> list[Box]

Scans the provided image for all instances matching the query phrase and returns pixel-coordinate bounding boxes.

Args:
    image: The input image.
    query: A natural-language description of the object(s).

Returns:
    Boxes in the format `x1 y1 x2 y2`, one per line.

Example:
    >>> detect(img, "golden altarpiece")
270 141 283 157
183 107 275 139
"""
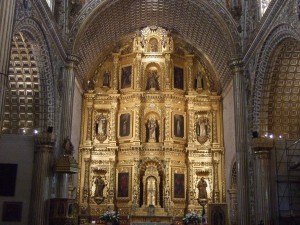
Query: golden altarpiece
78 26 225 223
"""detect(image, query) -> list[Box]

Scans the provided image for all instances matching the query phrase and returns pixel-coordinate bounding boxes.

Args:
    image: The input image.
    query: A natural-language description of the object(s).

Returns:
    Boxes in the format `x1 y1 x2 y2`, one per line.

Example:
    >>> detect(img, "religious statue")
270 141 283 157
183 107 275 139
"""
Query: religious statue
196 120 207 137
196 117 208 144
147 117 157 142
94 176 105 198
97 118 106 135
197 177 208 199
195 72 203 89
147 71 159 90
62 137 74 155
87 79 95 90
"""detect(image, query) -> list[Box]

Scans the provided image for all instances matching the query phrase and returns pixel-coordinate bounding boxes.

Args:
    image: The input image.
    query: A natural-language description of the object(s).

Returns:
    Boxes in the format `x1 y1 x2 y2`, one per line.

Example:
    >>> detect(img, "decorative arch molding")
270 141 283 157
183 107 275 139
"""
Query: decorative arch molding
251 23 300 133
139 157 165 175
13 18 55 130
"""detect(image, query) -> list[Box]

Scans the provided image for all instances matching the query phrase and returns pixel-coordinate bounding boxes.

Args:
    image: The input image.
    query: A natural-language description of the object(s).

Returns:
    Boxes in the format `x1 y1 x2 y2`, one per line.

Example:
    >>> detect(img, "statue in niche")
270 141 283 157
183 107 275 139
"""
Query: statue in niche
94 176 105 198
197 177 208 199
97 118 106 135
147 117 158 142
102 71 110 87
196 117 208 144
195 72 204 89
146 71 159 90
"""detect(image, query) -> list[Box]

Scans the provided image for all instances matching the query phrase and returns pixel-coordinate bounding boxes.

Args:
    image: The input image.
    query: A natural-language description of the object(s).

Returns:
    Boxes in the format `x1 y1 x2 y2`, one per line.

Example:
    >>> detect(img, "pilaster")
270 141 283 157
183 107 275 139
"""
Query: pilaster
252 138 273 225
228 188 238 225
229 58 250 225
29 132 55 225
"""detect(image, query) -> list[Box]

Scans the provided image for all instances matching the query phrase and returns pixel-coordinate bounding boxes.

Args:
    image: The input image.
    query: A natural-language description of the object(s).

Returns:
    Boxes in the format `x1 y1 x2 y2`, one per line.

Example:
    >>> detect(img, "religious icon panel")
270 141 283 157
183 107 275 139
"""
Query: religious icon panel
174 66 184 90
173 173 185 199
173 114 184 138
121 66 132 89
117 172 129 198
119 113 131 137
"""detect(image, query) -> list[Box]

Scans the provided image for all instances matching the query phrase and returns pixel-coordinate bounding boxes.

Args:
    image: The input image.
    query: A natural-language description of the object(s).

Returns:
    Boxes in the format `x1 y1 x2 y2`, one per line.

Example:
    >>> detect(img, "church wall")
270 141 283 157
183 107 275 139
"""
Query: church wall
222 80 236 199
0 135 34 225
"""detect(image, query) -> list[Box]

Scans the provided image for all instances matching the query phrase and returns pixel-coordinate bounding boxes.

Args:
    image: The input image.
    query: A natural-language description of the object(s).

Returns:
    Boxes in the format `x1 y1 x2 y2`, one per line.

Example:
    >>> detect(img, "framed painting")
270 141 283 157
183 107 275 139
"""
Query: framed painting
117 172 129 198
174 66 184 90
119 113 131 138
2 202 22 222
173 173 185 199
173 113 185 138
121 65 132 89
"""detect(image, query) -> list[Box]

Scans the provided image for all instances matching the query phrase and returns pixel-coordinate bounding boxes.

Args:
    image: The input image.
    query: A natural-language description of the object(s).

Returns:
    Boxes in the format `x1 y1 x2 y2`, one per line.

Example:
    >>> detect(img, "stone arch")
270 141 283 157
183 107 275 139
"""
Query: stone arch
251 24 300 135
12 18 55 132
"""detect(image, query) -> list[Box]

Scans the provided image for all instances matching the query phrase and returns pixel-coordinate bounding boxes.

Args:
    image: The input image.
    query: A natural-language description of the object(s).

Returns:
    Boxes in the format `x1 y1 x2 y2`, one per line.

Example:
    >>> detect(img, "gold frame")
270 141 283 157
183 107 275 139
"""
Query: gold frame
172 168 186 202
120 64 133 90
172 112 186 140
118 111 133 139
173 65 185 90
116 167 132 201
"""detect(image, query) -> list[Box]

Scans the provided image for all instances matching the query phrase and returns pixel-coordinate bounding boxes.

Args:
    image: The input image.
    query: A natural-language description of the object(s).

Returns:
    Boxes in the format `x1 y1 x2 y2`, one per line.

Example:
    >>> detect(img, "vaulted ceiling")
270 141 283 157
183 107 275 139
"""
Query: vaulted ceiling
72 0 240 90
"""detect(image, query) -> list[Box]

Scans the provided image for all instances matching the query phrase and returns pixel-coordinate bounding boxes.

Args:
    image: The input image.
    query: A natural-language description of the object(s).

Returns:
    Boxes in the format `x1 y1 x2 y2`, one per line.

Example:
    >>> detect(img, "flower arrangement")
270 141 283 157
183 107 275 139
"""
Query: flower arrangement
100 210 119 224
182 211 202 225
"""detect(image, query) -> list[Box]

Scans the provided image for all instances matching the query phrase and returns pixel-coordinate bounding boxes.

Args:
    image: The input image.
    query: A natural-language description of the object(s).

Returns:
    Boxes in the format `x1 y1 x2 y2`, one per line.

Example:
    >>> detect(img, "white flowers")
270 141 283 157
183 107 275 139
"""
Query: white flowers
182 211 202 225
100 210 119 224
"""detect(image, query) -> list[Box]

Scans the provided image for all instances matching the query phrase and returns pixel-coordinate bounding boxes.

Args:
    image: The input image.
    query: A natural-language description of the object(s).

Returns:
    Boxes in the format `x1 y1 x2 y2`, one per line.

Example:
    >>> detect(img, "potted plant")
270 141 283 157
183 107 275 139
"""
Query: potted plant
100 210 119 225
182 211 202 225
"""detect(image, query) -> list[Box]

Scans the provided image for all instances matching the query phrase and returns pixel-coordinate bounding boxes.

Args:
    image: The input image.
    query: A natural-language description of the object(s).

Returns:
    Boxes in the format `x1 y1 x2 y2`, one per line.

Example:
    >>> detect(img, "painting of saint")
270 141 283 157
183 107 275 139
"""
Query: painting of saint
174 67 184 90
117 172 129 197
121 66 132 89
120 113 130 137
174 173 185 198
174 114 184 138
